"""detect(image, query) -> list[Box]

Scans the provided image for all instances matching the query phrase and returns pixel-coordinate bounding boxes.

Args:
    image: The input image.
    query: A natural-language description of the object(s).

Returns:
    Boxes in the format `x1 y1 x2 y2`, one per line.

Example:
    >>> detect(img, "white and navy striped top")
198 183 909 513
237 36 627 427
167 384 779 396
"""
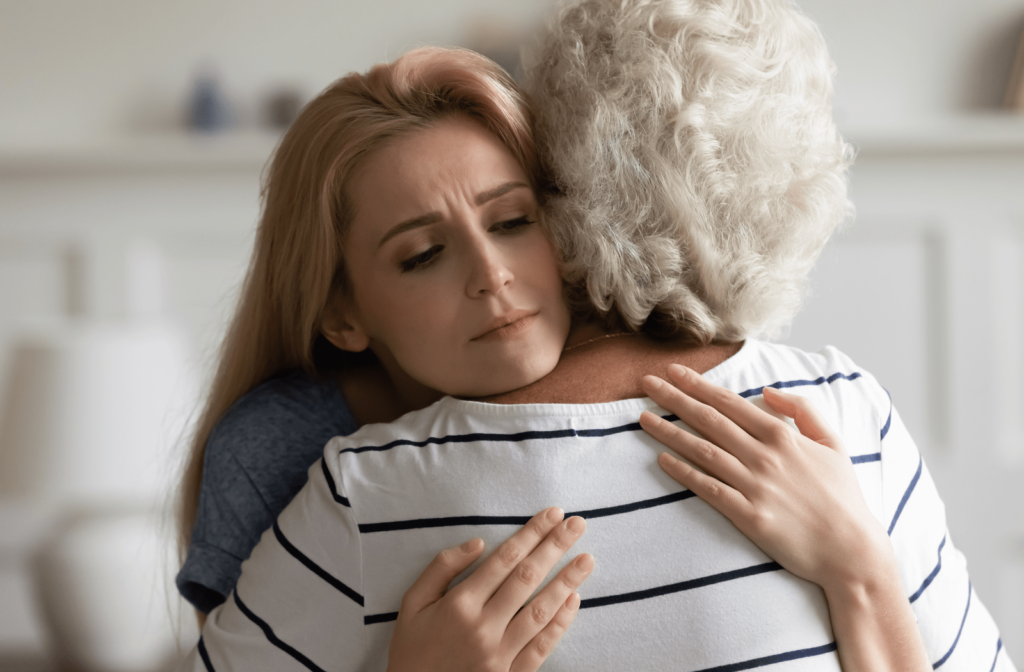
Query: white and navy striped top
185 340 1016 672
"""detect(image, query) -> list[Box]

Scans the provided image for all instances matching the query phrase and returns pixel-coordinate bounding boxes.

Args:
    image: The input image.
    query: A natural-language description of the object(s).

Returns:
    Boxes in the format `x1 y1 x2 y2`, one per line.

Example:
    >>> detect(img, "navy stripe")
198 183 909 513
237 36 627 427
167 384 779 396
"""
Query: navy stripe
888 454 923 536
338 371 863 455
569 489 697 519
990 638 1003 672
321 459 350 507
695 641 839 672
933 580 972 669
850 452 881 464
340 422 668 454
341 428 581 455
363 561 784 625
233 592 327 672
359 490 698 533
580 561 783 610
197 636 215 672
737 371 862 398
361 513 530 533
273 522 364 606
881 389 893 440
909 535 947 603
576 421 645 438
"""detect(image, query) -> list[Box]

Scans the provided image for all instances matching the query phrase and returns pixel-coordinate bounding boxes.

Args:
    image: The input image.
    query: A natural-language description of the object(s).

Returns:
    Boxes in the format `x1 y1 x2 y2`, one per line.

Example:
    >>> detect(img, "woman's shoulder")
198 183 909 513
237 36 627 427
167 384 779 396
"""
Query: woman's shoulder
182 371 359 613
193 369 358 563
724 339 870 380
205 369 358 476
714 340 891 412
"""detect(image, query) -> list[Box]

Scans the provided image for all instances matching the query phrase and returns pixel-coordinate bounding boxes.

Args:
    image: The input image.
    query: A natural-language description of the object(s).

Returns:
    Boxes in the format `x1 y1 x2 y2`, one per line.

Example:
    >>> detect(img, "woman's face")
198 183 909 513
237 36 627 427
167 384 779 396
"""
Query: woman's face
332 114 571 399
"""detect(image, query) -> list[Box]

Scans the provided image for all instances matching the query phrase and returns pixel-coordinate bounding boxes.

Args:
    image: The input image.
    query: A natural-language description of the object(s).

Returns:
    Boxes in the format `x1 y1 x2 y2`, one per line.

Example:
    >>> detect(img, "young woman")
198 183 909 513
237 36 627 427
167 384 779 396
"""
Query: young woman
173 46 573 617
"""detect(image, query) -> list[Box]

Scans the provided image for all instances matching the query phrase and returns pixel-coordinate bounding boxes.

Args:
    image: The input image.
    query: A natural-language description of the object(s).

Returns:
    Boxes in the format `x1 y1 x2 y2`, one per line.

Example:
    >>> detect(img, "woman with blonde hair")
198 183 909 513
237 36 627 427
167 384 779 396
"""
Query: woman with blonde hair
176 45 598 668
175 45 555 614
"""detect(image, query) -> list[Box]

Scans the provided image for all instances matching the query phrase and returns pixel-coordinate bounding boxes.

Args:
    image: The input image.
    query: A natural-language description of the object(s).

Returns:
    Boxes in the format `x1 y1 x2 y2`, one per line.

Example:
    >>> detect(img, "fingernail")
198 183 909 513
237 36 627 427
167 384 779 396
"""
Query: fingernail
547 507 564 523
574 553 594 572
640 411 662 426
643 375 663 390
669 363 689 377
566 592 581 610
566 516 586 534
659 451 679 465
460 538 481 553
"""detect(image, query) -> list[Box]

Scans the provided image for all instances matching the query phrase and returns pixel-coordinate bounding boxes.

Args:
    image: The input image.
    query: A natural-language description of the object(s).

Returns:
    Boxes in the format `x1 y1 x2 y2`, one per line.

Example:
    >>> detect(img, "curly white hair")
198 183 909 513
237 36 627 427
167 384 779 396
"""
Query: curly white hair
525 0 854 342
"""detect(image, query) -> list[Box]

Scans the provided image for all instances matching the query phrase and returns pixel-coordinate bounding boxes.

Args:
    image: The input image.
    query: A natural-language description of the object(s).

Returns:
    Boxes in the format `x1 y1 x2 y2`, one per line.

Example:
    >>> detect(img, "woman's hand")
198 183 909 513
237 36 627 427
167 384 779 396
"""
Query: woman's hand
638 364 884 591
386 507 593 672
638 364 930 672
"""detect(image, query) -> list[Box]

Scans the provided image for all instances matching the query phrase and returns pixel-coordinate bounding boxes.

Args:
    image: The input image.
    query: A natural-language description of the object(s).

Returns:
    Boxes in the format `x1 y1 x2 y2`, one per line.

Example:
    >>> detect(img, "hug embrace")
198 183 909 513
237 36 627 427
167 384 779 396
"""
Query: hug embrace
174 0 1016 670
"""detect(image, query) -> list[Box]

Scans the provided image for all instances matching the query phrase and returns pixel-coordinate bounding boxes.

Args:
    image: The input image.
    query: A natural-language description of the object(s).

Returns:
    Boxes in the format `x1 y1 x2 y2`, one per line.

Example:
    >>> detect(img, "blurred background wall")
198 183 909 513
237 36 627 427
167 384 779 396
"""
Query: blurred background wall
0 0 1022 670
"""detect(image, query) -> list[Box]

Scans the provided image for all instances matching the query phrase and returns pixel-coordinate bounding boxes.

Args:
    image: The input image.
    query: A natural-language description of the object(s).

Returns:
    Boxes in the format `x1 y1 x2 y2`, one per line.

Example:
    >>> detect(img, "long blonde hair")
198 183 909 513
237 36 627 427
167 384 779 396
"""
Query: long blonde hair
177 47 542 566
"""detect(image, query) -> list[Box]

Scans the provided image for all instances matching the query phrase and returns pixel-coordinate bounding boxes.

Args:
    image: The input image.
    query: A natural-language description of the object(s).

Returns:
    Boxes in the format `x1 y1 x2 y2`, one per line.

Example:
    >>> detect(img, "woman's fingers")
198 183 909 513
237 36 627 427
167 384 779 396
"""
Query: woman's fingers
389 513 589 672
638 407 752 491
642 372 762 468
456 507 566 604
485 516 587 623
662 364 785 444
762 386 844 452
656 451 751 522
509 592 582 672
400 537 485 615
502 551 593 652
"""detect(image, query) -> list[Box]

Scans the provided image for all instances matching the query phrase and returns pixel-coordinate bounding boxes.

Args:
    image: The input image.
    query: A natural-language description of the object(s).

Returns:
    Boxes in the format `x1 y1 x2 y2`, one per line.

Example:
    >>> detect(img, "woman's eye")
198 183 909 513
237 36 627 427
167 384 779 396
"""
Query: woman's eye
400 245 443 272
492 216 535 233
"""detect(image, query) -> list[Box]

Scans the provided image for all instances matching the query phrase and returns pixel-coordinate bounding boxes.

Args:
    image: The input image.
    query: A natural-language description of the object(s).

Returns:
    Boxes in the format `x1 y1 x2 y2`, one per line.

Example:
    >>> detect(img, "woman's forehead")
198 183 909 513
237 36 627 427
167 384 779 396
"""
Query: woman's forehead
347 116 534 239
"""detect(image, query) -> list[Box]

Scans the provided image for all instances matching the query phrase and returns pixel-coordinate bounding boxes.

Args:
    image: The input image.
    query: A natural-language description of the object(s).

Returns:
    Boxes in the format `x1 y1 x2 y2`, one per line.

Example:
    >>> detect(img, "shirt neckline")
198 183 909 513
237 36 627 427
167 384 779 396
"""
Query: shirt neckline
438 339 758 419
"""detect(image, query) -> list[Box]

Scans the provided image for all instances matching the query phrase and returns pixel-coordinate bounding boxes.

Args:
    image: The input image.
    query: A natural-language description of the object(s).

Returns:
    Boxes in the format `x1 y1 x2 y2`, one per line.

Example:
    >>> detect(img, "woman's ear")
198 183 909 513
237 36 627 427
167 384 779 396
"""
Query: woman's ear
321 298 371 353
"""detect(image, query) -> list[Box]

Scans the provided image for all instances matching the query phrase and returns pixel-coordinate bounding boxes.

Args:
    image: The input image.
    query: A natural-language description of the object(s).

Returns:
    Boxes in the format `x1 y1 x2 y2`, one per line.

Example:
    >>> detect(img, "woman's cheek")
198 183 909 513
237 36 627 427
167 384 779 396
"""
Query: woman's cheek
386 285 450 343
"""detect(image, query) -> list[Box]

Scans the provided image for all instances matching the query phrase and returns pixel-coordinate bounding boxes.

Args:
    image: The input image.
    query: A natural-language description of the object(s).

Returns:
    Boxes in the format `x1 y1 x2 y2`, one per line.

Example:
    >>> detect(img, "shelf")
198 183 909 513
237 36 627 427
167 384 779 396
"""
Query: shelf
0 130 282 176
840 113 1024 156
3 113 1024 177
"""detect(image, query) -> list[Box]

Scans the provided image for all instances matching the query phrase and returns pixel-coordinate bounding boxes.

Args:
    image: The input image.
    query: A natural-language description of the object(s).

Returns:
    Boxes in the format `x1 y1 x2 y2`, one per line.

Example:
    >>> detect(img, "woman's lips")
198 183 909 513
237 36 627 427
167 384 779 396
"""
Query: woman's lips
472 310 538 341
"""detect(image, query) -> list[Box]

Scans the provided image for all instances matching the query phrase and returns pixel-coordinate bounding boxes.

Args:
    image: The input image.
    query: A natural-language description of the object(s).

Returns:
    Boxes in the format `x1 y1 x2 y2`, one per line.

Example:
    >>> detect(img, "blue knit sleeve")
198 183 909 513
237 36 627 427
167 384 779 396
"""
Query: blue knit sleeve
175 370 359 613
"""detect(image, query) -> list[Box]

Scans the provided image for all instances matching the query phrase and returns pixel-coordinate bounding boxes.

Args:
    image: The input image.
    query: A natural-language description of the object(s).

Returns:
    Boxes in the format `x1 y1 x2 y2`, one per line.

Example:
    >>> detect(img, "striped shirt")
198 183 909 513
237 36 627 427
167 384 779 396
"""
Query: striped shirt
184 340 1016 672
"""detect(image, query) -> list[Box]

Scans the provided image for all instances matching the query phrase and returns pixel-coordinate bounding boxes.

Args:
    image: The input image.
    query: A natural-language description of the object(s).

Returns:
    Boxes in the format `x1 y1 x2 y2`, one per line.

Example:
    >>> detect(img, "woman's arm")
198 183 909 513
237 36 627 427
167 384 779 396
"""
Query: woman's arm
638 364 930 672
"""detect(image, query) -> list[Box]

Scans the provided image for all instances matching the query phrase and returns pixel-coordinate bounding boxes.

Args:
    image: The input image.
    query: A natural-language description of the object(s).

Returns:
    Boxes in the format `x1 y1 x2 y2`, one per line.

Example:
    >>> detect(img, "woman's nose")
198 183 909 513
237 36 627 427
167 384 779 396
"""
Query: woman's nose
466 239 514 298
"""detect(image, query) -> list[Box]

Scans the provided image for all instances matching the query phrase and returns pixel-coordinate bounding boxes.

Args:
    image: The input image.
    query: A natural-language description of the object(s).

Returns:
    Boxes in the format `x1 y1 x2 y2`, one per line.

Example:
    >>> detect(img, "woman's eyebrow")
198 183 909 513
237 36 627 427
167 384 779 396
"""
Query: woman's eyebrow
378 213 443 249
475 181 529 205
377 182 530 249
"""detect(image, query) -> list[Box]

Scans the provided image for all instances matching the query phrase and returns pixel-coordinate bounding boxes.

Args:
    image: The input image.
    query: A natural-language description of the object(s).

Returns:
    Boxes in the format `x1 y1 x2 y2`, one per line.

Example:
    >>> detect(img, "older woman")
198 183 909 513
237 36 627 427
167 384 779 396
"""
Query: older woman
522 0 1012 669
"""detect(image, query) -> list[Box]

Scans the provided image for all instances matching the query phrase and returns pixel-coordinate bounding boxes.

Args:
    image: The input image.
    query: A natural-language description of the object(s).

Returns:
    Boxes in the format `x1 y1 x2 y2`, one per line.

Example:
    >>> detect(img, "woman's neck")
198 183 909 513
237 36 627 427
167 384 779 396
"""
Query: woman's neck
340 321 615 424
339 352 442 426
480 333 743 405
338 320 743 422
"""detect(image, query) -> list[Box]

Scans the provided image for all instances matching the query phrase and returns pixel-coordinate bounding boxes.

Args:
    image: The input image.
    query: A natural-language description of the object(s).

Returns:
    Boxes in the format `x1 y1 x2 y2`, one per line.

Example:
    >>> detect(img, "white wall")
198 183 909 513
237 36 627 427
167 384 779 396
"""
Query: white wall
0 0 551 143
3 0 1024 144
798 0 1024 124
